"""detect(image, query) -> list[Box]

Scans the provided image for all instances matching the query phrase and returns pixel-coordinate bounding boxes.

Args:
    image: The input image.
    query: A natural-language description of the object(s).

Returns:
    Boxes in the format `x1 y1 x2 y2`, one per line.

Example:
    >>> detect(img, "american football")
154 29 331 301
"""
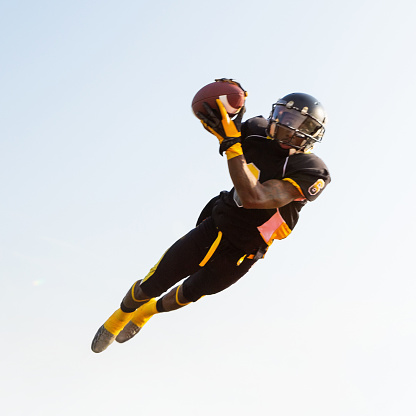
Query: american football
192 80 246 118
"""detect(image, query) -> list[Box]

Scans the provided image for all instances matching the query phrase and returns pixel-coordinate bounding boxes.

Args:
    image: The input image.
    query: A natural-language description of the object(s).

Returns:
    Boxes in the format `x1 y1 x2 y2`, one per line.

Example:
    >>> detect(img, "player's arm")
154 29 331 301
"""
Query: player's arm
197 97 302 208
226 153 302 209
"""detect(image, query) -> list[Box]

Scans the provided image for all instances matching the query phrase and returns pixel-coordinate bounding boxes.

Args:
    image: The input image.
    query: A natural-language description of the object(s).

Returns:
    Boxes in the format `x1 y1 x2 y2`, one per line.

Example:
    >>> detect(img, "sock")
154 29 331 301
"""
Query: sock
131 298 158 327
156 298 166 312
103 309 133 335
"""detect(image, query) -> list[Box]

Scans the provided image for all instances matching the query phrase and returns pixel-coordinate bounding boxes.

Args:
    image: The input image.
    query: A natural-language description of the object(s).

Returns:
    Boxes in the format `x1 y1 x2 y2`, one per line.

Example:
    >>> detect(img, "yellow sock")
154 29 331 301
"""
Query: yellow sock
131 298 158 328
103 309 134 335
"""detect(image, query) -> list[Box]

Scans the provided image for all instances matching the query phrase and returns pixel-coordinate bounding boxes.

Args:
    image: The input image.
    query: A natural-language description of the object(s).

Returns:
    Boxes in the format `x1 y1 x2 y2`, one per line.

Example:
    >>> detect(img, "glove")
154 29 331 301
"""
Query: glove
196 78 247 156
197 100 246 155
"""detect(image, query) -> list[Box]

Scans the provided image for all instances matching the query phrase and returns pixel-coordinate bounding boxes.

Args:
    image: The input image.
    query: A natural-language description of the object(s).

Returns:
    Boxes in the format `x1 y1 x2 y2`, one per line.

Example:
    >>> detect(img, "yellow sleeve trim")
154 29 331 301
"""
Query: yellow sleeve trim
226 143 243 160
282 178 305 198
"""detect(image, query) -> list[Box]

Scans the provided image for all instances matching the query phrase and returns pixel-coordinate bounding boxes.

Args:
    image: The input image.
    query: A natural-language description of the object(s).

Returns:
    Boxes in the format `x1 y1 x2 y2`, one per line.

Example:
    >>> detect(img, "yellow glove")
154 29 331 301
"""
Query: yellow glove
197 99 246 155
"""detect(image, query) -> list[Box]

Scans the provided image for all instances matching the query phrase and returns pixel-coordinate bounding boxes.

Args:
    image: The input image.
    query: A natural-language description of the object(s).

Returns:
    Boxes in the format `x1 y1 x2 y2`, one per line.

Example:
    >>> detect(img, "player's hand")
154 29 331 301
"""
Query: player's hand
197 100 246 155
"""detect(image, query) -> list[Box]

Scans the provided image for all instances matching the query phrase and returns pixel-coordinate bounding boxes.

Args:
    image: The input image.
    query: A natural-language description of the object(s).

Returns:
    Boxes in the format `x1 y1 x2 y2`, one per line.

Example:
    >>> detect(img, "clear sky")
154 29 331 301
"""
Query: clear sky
1 1 415 415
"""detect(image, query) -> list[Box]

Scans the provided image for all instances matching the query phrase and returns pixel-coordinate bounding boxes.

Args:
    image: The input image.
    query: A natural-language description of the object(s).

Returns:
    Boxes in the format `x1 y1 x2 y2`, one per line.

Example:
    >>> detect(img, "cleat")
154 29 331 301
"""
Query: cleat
91 325 117 353
91 308 133 353
116 321 143 343
115 298 158 343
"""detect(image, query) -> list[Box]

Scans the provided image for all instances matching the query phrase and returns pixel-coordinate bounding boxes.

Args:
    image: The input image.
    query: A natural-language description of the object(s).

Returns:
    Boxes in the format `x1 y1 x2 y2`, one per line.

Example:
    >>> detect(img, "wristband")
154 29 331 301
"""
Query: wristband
226 142 243 160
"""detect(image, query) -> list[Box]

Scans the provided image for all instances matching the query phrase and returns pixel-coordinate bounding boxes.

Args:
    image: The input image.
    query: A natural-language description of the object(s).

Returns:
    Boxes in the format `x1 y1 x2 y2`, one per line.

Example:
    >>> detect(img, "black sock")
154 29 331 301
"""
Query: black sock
120 302 136 313
156 298 166 313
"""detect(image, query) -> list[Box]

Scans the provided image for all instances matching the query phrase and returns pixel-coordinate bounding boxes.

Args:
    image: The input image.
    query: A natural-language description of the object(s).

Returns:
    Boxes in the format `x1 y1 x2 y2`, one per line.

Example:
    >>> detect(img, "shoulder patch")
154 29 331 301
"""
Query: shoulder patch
308 179 325 196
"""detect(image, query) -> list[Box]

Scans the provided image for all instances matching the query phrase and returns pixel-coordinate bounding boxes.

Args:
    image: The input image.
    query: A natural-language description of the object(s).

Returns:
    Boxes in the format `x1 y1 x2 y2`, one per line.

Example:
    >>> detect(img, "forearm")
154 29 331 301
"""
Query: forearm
227 154 261 206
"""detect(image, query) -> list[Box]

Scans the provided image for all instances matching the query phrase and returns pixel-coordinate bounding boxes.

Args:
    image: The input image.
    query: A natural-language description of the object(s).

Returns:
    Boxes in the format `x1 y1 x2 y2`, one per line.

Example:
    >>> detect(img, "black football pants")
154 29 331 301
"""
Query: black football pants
140 217 257 302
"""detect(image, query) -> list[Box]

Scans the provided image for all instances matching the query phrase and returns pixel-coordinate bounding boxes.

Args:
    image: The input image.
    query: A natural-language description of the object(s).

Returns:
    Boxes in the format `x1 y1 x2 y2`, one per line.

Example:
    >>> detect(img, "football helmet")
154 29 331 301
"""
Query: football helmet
266 93 327 151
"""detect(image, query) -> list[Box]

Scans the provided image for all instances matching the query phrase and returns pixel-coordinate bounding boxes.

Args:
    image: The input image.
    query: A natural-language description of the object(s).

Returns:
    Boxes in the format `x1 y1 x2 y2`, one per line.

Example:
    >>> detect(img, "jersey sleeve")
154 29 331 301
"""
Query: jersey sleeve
283 154 331 202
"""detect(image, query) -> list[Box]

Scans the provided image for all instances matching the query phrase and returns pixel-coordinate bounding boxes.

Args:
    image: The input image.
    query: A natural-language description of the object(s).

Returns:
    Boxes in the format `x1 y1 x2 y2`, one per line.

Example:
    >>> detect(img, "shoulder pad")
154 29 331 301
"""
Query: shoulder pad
241 116 268 139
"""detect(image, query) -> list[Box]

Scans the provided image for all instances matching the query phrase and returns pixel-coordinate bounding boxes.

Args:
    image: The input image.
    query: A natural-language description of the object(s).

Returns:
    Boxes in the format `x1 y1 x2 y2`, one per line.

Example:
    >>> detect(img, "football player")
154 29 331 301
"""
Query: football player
91 80 331 353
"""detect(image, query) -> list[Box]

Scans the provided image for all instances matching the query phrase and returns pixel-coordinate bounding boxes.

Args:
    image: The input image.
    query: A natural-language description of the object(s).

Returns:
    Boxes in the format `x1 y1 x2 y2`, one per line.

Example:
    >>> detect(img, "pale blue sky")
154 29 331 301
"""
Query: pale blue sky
1 1 415 415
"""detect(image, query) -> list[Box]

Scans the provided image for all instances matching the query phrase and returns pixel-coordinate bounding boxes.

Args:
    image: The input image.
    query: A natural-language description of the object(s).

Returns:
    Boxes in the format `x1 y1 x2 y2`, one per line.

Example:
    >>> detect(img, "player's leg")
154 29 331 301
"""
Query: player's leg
91 218 218 353
116 237 258 344
90 279 154 353
181 240 257 301
116 284 190 343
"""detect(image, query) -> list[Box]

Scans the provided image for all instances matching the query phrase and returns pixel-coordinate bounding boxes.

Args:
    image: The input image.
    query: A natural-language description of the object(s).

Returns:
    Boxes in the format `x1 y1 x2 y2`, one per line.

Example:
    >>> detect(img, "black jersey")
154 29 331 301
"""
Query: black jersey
205 116 331 254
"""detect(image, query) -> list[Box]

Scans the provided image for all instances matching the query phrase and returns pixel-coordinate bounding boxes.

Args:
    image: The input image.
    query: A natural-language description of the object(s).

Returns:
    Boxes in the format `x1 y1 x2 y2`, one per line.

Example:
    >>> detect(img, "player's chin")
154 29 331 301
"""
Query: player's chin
278 143 293 150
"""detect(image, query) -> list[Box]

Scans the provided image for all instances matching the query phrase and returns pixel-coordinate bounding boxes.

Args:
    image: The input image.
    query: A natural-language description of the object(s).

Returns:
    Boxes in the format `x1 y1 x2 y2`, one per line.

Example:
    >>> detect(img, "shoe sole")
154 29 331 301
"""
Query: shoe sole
91 325 116 353
116 322 142 343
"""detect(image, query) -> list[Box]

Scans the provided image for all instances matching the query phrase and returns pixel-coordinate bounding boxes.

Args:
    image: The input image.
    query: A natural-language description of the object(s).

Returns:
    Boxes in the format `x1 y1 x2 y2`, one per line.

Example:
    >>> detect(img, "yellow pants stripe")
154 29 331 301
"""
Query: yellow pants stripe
142 250 168 284
199 231 223 267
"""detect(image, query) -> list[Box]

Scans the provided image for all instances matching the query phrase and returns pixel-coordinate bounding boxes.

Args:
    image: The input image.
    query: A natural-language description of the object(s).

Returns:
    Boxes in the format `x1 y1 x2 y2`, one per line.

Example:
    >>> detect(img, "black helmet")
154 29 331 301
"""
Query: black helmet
266 93 327 151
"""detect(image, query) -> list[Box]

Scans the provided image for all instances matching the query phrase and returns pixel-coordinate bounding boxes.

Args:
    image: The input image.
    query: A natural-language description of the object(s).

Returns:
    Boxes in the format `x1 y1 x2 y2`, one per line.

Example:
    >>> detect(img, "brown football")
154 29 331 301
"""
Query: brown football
192 81 245 118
